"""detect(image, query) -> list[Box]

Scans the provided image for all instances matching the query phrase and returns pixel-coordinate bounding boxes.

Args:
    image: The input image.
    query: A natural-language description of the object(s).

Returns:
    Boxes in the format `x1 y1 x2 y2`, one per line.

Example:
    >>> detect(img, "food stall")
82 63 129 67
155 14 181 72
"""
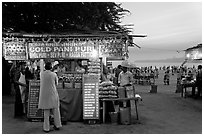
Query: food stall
2 31 131 123
179 43 202 98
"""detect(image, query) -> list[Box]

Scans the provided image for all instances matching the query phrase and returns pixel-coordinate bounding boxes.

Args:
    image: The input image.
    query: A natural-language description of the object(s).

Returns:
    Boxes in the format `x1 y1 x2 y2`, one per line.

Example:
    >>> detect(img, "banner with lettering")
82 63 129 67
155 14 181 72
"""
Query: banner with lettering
98 39 126 59
3 38 28 60
3 37 128 60
28 40 98 59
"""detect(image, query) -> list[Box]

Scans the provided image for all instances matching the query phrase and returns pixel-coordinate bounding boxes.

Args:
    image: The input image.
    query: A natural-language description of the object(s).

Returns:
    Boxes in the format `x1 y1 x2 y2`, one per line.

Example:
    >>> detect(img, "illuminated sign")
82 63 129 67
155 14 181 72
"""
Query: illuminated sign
3 37 127 59
28 41 97 59
99 39 125 58
3 41 28 60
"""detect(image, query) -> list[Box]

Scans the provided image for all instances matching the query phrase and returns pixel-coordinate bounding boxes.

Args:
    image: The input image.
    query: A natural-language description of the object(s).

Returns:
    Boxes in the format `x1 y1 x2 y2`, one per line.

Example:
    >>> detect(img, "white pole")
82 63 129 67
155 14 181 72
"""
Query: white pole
40 59 44 72
102 57 107 66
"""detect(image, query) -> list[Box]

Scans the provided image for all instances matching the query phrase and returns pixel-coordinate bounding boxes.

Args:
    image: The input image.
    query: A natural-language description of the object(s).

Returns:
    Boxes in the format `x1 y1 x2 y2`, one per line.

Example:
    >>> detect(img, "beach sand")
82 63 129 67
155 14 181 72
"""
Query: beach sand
2 70 202 134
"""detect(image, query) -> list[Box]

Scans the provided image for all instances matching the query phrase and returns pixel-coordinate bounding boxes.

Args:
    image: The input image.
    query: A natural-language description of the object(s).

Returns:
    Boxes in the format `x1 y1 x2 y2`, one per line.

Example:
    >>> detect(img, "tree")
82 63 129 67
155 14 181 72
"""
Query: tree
2 2 130 33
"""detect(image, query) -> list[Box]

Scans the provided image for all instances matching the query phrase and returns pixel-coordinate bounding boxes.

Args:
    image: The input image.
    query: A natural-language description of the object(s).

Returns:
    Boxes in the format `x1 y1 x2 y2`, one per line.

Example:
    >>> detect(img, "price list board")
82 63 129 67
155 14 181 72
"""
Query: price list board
83 74 100 120
27 80 43 119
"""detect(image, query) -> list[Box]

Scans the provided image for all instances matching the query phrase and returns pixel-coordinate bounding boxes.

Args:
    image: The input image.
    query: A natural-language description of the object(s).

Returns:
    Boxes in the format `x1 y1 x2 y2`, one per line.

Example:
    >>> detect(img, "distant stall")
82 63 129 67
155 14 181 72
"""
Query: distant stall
178 43 202 98
185 43 202 61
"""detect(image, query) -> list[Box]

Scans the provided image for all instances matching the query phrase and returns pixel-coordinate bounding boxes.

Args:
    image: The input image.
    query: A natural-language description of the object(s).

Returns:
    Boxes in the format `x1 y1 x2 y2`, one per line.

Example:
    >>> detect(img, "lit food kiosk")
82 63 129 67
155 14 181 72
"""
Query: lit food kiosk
2 31 131 123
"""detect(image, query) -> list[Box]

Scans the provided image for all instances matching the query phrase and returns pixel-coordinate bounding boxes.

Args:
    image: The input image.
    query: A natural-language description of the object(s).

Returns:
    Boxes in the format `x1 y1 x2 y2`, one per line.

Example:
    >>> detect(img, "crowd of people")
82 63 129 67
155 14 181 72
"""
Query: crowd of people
102 63 202 98
2 58 202 132
7 59 203 119
103 65 159 86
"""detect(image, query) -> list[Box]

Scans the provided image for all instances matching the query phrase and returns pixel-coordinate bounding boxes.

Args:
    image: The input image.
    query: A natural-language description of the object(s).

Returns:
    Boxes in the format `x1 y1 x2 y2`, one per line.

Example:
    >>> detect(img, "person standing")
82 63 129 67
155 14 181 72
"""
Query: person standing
118 62 134 108
164 68 170 85
115 65 122 85
118 62 134 94
2 57 11 95
38 62 62 133
18 64 27 114
118 65 134 87
196 65 202 98
10 62 27 118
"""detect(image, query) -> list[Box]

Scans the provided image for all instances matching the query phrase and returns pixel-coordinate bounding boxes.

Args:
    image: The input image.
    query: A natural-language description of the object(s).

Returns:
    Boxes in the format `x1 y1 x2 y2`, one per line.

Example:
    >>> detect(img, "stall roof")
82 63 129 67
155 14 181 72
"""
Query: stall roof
3 31 127 38
184 43 202 51
3 31 147 47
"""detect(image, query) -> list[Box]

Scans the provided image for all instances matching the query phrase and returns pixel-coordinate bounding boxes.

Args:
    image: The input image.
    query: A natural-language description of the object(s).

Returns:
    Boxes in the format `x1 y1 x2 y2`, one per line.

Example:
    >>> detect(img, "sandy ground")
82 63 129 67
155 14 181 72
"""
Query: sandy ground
2 70 202 134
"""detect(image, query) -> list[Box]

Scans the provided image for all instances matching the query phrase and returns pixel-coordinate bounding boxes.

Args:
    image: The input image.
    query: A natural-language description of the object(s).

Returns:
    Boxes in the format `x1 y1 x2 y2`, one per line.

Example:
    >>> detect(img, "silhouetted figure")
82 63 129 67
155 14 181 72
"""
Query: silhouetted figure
2 57 11 95
196 65 202 98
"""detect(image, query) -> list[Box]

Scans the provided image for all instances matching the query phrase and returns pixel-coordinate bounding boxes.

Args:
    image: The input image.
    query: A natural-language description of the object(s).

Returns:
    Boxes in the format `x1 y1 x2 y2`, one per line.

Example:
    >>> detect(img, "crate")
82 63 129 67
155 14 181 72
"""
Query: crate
119 107 131 125
150 85 157 93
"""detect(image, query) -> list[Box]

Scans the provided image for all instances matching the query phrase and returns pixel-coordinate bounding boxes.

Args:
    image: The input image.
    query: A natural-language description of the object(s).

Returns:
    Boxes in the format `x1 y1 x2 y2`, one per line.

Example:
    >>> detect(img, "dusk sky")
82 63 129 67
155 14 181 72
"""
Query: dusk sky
120 2 202 62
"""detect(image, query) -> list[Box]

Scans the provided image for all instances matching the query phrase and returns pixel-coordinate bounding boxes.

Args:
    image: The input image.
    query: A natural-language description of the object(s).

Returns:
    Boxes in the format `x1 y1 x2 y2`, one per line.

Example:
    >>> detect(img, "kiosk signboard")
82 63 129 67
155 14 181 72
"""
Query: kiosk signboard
83 74 100 120
27 80 43 119
28 41 97 59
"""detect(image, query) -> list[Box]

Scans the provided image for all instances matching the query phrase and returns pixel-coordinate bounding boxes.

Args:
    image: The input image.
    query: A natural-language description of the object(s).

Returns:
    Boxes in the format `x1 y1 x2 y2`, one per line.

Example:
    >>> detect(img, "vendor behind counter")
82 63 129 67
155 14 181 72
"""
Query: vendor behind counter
52 59 87 75
50 59 87 122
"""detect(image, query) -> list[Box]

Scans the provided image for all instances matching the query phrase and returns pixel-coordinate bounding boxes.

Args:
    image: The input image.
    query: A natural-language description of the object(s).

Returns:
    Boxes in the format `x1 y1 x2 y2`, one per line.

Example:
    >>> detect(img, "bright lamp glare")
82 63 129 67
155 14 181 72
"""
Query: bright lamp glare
198 53 202 58
186 54 190 58
194 52 198 59
91 49 98 58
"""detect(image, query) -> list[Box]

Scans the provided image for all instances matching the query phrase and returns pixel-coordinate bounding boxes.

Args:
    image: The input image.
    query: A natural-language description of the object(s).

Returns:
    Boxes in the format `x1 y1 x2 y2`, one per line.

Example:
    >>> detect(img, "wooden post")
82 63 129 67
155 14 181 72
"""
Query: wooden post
71 60 75 72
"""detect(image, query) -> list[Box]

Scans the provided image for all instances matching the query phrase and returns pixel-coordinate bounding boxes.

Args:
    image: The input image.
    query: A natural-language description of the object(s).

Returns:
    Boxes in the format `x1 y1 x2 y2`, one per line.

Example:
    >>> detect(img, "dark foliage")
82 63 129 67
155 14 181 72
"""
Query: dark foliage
2 2 130 33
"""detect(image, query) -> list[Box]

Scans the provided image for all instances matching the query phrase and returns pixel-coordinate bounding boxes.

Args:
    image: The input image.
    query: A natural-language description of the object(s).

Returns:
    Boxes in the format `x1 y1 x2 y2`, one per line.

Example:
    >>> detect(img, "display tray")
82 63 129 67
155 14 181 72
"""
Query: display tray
75 83 82 89
58 72 83 89
64 82 74 89
56 82 63 89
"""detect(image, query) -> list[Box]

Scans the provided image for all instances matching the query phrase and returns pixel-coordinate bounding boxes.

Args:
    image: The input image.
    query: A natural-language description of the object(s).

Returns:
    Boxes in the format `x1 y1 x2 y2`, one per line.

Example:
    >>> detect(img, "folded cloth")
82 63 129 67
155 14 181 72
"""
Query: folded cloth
135 94 142 101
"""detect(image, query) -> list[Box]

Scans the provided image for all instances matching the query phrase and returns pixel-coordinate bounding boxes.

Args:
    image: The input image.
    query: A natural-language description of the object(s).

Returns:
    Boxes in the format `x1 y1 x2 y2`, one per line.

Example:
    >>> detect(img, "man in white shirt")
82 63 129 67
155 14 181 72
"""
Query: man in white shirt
118 62 134 108
38 62 62 133
118 65 134 87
